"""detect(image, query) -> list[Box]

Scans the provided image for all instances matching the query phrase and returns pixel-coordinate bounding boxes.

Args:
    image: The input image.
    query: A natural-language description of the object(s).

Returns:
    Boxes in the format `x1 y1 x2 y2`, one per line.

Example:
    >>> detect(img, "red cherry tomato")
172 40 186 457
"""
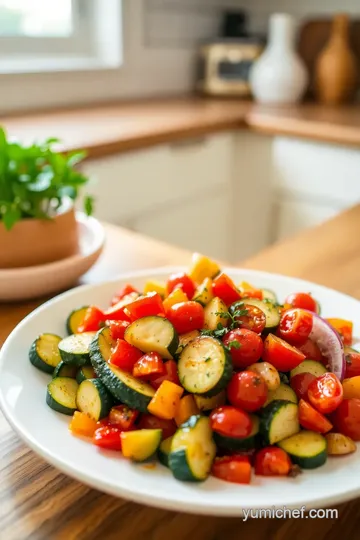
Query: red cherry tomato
285 292 318 313
132 352 165 379
262 334 305 371
326 318 353 346
106 319 130 340
78 306 105 333
210 406 252 438
150 359 180 389
307 372 343 414
227 371 268 412
110 284 138 306
137 414 177 439
212 273 241 305
212 455 251 484
124 292 164 322
167 272 195 299
278 308 313 346
298 399 333 433
254 447 292 476
93 426 122 451
331 398 360 441
109 339 143 371
166 301 204 334
108 405 139 431
223 328 263 369
297 338 326 365
345 352 360 378
290 372 316 401
232 304 266 334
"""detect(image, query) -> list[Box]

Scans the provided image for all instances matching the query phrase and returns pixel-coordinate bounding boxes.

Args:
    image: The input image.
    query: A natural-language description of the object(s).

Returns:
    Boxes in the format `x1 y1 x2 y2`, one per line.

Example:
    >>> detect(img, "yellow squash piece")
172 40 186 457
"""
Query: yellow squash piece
188 253 220 284
174 395 200 427
192 277 214 306
143 280 167 298
163 288 188 312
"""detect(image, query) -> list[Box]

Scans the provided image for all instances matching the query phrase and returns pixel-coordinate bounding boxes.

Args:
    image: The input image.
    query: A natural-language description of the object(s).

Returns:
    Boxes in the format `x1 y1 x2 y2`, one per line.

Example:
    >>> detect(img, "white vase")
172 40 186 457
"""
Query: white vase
250 13 308 104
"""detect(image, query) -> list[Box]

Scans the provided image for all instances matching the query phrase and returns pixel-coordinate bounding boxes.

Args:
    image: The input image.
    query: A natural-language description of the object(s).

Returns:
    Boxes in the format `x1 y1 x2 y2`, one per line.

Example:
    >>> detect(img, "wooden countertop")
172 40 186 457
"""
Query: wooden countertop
2 205 360 539
1 97 360 159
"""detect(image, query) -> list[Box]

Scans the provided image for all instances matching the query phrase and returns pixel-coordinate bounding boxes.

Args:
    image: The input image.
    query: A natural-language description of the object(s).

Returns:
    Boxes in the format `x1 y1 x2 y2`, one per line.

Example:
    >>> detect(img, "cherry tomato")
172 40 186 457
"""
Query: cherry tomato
124 292 164 321
307 372 343 414
331 398 360 441
278 308 313 346
298 399 333 433
241 288 263 300
345 352 360 378
78 306 105 333
167 272 195 299
137 414 177 439
108 405 139 431
285 292 318 313
133 352 165 379
212 455 251 484
290 372 316 401
106 319 130 340
110 284 138 306
93 426 122 451
223 328 263 369
212 273 241 305
297 338 326 365
227 371 268 412
150 359 180 389
230 303 266 334
109 339 143 371
262 333 305 371
166 301 204 334
326 318 353 346
254 447 292 476
210 406 252 438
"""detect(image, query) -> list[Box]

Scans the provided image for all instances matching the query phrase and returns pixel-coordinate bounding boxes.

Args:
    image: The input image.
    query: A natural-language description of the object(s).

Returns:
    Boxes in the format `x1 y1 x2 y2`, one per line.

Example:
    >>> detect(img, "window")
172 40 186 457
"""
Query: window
0 0 122 73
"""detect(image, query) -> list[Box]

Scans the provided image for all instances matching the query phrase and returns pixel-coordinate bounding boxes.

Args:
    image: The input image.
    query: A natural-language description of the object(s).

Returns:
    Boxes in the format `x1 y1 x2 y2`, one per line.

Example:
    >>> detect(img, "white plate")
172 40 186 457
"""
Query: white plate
1 267 360 516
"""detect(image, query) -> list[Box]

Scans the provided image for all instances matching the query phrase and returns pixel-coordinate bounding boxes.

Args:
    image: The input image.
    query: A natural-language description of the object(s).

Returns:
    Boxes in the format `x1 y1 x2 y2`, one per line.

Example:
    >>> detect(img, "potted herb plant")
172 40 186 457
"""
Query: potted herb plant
0 127 94 268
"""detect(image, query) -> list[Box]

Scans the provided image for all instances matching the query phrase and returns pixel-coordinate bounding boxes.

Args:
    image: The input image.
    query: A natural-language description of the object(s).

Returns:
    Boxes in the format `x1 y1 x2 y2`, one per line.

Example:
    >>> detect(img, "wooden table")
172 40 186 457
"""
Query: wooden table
2 207 360 540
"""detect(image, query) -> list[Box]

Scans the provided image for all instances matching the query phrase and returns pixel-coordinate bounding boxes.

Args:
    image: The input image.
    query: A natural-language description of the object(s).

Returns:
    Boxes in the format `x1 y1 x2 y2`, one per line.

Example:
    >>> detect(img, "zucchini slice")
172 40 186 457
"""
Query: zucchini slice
121 429 162 462
176 330 200 355
53 361 78 379
278 430 327 469
260 399 300 445
158 436 173 467
124 316 178 360
290 360 328 379
90 327 155 412
76 365 96 384
178 336 232 397
214 415 260 451
261 289 278 303
66 306 89 335
59 332 96 366
169 415 216 482
193 278 214 306
46 377 79 415
194 390 226 412
237 298 280 330
76 378 113 421
203 297 229 331
265 383 298 405
29 333 62 374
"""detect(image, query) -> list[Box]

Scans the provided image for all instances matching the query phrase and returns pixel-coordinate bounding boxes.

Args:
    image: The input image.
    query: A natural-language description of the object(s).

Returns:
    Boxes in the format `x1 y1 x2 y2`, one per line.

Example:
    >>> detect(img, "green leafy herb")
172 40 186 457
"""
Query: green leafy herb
226 340 241 350
204 357 211 363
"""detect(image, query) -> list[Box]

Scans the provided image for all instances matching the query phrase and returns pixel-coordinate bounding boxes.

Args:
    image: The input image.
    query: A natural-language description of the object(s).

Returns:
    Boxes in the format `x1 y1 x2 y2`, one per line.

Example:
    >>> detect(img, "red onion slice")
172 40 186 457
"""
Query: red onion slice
308 312 345 380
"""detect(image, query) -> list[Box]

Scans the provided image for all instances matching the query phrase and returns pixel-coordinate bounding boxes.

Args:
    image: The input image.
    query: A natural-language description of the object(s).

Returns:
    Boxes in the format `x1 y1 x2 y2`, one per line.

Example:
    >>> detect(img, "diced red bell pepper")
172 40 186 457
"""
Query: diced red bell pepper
212 273 241 305
298 399 333 433
93 426 122 451
212 455 251 484
109 339 143 371
150 359 180 389
104 292 139 321
124 292 164 321
133 352 165 379
137 414 177 439
110 284 138 306
106 319 130 340
78 306 106 333
108 405 139 431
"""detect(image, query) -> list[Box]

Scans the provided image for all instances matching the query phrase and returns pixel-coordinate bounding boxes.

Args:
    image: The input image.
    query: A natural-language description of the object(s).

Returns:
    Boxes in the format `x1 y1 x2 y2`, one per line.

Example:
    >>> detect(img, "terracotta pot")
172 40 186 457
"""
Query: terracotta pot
0 200 79 269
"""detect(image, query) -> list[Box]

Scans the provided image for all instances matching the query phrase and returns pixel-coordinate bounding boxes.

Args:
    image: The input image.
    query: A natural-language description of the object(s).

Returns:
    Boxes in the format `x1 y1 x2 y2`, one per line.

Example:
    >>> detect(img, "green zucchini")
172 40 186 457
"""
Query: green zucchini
29 333 62 374
214 415 260 451
234 298 280 330
158 436 173 467
194 390 226 411
89 327 155 412
176 330 200 355
203 297 229 330
261 289 278 303
66 306 89 335
265 383 298 405
260 399 300 445
290 360 328 379
46 377 79 415
76 365 96 384
124 316 178 360
178 336 232 397
169 415 216 482
278 430 327 469
53 361 78 379
76 378 113 421
58 332 96 366
122 429 162 462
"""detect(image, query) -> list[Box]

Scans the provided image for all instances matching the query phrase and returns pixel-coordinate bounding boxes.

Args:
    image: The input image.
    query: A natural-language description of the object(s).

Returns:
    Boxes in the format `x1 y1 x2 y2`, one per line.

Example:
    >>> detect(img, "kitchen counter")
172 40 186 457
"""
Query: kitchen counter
2 205 360 539
1 97 360 159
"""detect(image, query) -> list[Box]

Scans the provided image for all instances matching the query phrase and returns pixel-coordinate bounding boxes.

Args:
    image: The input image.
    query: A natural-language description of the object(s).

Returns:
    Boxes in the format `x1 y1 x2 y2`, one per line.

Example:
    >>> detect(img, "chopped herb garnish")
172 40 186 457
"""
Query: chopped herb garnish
227 340 241 350
204 357 211 362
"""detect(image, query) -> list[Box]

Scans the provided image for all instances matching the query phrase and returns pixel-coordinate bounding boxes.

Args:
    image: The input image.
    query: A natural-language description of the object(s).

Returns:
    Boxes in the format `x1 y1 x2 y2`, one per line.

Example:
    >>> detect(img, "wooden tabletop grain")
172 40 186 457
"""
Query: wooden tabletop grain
2 208 360 540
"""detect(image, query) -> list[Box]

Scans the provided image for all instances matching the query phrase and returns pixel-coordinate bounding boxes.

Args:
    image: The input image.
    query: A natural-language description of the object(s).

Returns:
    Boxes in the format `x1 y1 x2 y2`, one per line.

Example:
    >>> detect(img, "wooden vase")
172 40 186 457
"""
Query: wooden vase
314 14 358 104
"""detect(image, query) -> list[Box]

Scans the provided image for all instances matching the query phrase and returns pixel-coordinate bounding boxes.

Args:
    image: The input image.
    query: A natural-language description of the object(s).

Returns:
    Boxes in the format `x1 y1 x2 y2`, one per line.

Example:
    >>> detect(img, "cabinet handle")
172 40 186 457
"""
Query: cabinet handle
168 136 208 149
